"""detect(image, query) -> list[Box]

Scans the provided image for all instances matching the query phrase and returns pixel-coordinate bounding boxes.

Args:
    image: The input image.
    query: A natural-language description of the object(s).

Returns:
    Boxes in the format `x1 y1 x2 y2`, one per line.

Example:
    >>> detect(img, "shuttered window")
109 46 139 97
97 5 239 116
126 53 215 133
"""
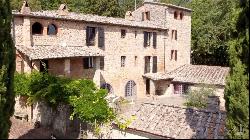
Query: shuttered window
153 32 157 48
98 27 104 48
144 56 150 73
171 50 177 61
144 31 151 47
153 56 157 73
145 11 150 20
86 26 96 46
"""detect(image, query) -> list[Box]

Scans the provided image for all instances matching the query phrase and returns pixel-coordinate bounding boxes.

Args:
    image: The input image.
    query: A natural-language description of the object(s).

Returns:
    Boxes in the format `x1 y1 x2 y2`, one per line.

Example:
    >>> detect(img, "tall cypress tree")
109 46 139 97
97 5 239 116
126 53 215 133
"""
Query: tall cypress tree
225 0 249 139
0 0 16 138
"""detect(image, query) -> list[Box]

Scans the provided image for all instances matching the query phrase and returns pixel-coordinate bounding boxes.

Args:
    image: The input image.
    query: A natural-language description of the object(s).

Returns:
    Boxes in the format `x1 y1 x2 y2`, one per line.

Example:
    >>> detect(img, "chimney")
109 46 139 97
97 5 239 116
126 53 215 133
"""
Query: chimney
20 1 31 14
57 4 69 16
125 11 134 21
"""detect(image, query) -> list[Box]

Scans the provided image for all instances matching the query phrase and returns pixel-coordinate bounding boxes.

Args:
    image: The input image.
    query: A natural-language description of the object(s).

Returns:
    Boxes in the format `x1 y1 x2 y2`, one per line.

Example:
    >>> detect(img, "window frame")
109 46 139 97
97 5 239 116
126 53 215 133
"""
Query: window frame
83 57 94 69
86 26 96 46
121 29 126 38
32 22 43 35
47 24 58 35
121 56 126 67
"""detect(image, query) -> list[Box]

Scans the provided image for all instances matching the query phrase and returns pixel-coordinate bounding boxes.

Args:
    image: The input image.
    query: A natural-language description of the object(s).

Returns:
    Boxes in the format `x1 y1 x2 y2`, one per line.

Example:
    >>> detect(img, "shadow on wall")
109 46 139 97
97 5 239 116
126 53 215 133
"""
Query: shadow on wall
15 99 81 139
184 96 226 139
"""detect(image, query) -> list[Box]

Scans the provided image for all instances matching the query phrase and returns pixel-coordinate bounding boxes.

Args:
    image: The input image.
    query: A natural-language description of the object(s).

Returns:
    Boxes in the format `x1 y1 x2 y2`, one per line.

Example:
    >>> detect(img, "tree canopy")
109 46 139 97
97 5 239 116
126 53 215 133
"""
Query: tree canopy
0 0 16 138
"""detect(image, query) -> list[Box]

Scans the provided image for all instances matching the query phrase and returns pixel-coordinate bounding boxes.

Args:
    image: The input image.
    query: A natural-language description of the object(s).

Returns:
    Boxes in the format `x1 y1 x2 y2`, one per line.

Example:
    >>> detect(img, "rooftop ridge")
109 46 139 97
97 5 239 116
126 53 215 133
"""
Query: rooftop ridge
143 1 192 12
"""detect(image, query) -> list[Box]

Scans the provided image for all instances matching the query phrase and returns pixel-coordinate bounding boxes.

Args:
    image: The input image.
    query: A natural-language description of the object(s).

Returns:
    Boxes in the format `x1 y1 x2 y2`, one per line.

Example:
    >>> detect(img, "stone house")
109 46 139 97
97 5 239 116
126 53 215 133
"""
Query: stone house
13 1 229 108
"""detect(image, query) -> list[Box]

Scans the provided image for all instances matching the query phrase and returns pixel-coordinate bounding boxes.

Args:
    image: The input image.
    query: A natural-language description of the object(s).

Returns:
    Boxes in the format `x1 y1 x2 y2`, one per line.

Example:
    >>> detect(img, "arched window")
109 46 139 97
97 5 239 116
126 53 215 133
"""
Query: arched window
125 80 136 99
32 22 43 35
47 24 57 35
180 12 184 20
174 11 178 19
101 83 113 94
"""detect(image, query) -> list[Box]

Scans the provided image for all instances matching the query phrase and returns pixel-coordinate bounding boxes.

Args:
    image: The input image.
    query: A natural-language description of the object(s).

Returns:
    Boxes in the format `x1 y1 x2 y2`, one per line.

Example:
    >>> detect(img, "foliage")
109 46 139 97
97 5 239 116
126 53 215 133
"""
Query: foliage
15 71 115 135
184 86 215 109
115 115 136 131
225 0 249 138
0 0 16 138
69 84 115 124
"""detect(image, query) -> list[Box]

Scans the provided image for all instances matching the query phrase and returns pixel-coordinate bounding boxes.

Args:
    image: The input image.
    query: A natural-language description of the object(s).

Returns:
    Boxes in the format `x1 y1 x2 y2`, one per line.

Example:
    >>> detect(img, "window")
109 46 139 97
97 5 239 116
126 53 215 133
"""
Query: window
101 83 113 94
86 26 96 46
121 29 126 38
125 80 136 99
152 56 157 73
32 22 43 35
40 60 48 73
83 57 94 69
144 56 150 73
121 56 126 67
144 31 152 47
171 30 177 40
135 31 137 38
134 56 137 66
100 57 104 70
145 11 150 20
180 12 184 20
171 50 177 61
174 84 188 94
174 11 178 19
47 24 57 35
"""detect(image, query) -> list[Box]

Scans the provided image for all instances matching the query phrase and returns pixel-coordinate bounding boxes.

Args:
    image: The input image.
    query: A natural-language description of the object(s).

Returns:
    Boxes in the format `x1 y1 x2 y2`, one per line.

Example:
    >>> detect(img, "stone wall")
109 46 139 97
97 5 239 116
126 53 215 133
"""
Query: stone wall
13 1 192 99
14 96 80 138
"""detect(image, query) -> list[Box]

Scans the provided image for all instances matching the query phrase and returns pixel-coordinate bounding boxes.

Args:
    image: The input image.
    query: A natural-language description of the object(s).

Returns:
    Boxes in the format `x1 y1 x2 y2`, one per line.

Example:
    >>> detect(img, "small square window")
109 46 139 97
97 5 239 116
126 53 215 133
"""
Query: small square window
121 29 126 38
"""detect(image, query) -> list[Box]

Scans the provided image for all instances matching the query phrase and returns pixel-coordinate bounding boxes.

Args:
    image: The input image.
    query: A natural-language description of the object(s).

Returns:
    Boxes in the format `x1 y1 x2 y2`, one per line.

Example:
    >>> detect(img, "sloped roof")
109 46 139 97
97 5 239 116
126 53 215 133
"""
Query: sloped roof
12 11 167 30
121 103 226 139
143 64 230 86
16 45 104 60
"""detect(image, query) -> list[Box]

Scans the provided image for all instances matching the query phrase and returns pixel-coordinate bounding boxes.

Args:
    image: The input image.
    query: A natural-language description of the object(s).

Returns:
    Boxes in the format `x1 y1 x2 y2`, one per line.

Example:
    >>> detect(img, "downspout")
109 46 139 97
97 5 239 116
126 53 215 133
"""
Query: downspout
163 9 167 72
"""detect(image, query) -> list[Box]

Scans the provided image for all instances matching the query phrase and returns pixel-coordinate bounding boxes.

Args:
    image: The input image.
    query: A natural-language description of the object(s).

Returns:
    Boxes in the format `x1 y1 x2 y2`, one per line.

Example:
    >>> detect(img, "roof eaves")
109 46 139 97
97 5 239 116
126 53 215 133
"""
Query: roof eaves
12 12 168 31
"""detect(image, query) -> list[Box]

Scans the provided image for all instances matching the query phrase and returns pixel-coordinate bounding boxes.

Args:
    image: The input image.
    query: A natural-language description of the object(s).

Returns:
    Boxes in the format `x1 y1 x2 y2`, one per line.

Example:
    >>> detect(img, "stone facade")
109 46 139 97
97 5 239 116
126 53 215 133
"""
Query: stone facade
13 1 191 99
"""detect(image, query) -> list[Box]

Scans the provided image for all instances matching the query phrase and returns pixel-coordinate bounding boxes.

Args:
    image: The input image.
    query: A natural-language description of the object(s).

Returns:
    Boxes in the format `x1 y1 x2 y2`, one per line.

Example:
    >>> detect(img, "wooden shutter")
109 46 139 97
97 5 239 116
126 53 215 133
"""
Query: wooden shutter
153 56 157 73
153 32 157 48
171 50 174 60
100 57 104 70
175 30 177 40
175 50 177 61
142 12 144 21
86 27 90 45
98 27 104 48
144 31 148 47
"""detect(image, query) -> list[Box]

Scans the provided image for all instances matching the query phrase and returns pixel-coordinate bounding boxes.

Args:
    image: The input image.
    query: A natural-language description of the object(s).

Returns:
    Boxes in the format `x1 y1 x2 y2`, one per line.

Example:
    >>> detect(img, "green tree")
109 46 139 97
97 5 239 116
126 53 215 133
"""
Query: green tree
10 0 42 11
0 0 16 138
225 0 249 138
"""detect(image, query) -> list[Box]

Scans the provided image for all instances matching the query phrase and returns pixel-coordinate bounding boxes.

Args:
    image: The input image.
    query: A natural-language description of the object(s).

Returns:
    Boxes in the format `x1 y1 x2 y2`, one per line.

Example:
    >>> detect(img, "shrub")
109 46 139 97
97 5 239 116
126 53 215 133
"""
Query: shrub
184 86 215 109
